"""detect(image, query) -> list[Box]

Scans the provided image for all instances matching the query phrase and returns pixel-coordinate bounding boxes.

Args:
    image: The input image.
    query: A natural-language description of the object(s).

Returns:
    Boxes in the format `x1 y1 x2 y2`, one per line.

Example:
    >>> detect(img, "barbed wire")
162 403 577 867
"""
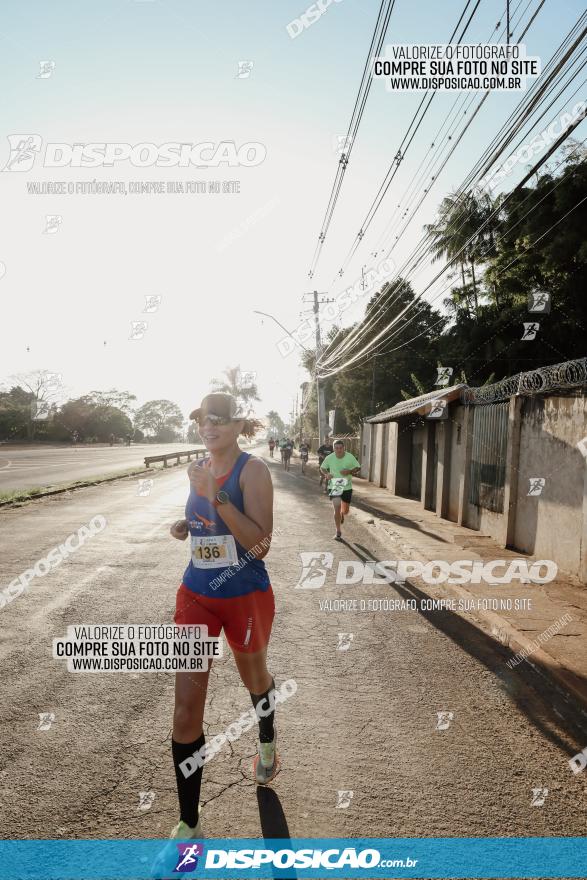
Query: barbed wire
461 357 587 404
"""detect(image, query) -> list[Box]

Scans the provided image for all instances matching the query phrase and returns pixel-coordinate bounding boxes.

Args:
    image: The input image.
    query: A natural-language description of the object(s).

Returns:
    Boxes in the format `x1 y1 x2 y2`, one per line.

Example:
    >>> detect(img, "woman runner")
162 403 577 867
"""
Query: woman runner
167 392 279 840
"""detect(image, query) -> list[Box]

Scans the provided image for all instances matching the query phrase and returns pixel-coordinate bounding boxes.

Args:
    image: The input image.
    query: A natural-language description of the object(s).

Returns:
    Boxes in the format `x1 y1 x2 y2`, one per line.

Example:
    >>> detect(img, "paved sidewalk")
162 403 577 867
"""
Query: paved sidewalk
304 455 587 718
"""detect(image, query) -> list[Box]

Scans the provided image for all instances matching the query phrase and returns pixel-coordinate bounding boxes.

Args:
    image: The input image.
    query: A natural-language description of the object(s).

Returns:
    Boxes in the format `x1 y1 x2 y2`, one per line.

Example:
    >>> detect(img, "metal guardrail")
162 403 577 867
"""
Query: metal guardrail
461 357 587 405
144 448 205 468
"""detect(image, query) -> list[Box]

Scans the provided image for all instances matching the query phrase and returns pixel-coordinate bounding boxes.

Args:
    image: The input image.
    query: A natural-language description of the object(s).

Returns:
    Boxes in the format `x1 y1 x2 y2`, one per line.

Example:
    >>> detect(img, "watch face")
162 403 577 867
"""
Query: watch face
216 490 229 504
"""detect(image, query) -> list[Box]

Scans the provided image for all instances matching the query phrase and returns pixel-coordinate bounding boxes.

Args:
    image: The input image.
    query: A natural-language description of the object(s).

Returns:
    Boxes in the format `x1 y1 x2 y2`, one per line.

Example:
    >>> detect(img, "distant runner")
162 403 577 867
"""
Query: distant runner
268 437 275 458
320 439 361 540
299 439 310 474
282 437 294 472
278 437 287 465
317 438 334 493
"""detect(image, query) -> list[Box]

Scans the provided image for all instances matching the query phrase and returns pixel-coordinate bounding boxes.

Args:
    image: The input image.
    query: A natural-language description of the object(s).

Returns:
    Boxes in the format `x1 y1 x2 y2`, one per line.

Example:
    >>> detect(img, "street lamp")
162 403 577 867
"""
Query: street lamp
252 310 310 352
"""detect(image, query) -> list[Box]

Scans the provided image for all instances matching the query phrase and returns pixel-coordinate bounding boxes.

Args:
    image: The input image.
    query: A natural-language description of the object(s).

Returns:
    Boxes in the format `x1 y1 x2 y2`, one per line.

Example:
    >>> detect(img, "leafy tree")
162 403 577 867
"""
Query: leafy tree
0 386 36 440
324 279 445 428
134 399 184 441
85 389 137 415
187 422 203 444
8 370 64 439
309 149 587 426
54 398 132 442
266 410 285 437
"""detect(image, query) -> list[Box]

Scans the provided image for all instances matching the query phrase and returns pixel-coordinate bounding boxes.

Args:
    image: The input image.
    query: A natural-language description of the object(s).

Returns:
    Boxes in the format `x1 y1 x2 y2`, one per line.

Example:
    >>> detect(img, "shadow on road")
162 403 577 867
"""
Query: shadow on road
256 787 297 880
256 785 291 838
348 540 587 752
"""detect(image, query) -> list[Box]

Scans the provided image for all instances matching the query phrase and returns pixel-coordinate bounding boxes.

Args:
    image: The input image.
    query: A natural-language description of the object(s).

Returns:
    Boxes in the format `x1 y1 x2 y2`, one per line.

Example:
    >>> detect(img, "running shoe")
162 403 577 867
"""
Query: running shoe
334 532 342 541
169 818 204 839
253 732 280 785
151 816 204 878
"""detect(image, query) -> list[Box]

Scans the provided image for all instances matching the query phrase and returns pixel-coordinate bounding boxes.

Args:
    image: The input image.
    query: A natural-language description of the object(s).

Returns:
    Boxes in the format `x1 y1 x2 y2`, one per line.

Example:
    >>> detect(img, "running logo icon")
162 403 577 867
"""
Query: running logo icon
37 712 55 731
336 790 354 808
37 61 56 79
31 400 50 421
44 215 62 234
137 479 154 497
527 477 546 496
527 291 551 313
129 321 148 340
295 552 334 589
334 134 354 156
174 843 203 872
436 711 454 730
2 134 42 171
530 787 548 806
428 399 448 420
522 322 539 340
337 632 354 651
435 366 453 387
236 61 254 79
143 295 161 313
137 790 155 811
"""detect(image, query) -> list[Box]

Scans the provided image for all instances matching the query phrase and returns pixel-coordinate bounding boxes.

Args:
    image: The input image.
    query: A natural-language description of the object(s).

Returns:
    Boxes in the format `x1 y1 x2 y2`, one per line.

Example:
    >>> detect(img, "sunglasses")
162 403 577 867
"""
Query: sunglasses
197 414 234 427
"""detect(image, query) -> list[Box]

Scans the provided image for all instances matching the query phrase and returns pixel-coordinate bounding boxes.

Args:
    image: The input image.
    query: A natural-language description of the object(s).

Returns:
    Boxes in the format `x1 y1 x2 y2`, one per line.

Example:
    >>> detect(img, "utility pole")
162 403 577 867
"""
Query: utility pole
370 354 378 415
304 290 334 445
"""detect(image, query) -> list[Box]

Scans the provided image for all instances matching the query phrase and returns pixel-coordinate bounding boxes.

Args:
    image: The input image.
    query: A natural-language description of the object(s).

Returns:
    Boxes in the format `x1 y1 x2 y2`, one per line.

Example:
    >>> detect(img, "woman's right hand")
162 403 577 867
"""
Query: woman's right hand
170 519 189 541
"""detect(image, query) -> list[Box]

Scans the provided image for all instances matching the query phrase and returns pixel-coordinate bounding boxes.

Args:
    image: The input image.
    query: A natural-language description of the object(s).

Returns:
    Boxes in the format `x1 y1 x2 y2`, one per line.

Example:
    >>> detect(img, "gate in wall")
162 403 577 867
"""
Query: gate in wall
468 402 509 513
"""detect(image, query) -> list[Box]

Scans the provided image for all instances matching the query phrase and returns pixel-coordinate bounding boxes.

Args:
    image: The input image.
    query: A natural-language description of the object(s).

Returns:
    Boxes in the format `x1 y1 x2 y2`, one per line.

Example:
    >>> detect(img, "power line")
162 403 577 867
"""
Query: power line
318 7 584 372
318 137 587 377
307 0 398 280
328 0 487 283
315 0 538 367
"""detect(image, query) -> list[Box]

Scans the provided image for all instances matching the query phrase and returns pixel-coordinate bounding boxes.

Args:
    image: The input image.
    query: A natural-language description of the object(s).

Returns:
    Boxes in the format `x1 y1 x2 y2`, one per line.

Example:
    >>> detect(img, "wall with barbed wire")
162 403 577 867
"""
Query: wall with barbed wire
461 358 587 405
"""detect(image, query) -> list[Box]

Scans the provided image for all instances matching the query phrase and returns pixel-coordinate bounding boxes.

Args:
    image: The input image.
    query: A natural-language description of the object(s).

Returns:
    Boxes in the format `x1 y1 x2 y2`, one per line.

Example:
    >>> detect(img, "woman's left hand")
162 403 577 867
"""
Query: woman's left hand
188 462 219 501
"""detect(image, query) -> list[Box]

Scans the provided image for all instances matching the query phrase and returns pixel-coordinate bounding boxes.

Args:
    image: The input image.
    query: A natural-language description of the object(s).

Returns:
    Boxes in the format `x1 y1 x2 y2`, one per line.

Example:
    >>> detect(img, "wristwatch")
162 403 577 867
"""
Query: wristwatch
214 490 230 506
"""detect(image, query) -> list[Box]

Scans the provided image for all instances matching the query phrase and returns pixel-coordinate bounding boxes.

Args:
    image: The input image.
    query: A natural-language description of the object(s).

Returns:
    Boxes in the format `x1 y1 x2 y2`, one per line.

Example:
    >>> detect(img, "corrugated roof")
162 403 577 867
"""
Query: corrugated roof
365 384 468 423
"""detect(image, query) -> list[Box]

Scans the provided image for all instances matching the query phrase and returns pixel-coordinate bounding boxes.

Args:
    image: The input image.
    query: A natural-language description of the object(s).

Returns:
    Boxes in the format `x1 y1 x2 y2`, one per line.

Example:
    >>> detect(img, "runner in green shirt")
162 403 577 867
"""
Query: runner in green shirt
319 440 361 541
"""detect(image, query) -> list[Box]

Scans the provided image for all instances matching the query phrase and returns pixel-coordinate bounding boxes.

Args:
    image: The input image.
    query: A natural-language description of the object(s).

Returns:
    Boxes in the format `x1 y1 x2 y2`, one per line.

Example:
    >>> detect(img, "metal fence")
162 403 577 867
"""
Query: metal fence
461 357 587 405
469 402 509 512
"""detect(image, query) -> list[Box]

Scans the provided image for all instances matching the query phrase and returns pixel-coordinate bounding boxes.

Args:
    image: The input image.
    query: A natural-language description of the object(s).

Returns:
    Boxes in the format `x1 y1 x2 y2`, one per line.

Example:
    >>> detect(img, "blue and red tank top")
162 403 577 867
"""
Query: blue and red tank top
182 451 271 598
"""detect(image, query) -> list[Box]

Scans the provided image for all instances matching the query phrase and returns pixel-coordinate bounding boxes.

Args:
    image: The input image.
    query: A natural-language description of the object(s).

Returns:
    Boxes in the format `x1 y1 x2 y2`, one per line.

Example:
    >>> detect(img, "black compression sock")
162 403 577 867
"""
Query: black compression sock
172 734 205 828
250 677 276 743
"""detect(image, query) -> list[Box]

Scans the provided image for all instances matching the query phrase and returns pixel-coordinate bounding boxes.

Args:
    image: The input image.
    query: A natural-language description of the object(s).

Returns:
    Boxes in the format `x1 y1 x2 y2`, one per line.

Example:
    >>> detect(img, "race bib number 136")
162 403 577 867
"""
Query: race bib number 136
191 534 238 568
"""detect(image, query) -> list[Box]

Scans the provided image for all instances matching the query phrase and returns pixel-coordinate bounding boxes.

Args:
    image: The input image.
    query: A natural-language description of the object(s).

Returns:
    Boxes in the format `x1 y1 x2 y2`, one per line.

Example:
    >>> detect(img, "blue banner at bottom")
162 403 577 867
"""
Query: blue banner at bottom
0 838 584 879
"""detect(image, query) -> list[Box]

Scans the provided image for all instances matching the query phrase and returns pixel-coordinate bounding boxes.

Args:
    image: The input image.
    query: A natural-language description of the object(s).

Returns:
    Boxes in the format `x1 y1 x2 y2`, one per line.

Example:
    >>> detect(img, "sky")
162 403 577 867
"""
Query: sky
0 0 585 427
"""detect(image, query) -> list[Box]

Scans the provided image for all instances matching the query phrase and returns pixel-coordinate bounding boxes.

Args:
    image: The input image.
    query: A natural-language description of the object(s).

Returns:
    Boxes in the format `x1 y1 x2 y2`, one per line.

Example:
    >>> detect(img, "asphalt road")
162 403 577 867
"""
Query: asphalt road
0 444 585 840
0 443 202 493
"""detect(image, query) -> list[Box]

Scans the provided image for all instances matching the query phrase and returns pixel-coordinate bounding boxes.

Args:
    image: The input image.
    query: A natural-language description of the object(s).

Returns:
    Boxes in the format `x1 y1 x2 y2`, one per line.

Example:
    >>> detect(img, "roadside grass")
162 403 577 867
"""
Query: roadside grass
0 466 159 506
0 442 254 506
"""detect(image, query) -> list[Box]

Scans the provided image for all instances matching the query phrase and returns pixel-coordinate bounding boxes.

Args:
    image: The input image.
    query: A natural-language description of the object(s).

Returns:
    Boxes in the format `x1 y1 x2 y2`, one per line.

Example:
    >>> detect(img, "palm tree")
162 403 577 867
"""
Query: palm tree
425 190 496 317
210 366 260 414
400 373 428 400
